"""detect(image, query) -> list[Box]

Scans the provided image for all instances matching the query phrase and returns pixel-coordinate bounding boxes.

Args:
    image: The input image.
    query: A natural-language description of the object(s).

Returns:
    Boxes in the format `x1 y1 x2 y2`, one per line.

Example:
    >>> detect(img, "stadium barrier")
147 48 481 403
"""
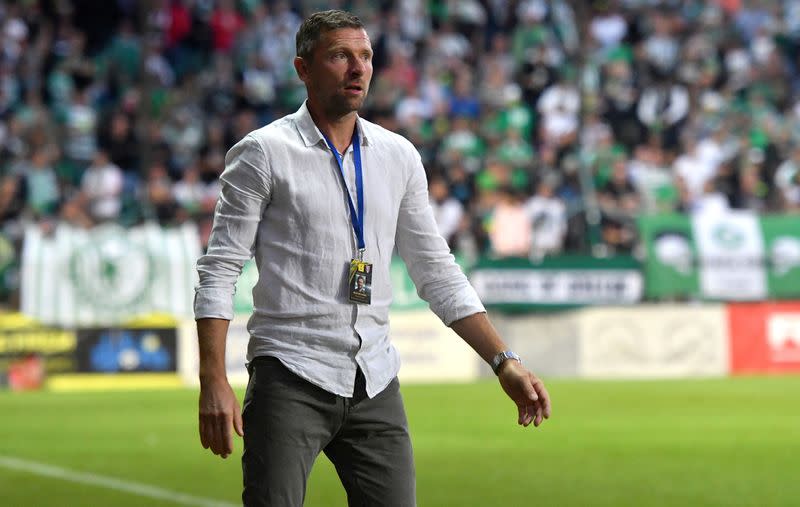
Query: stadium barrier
177 310 481 387
576 305 729 379
176 302 800 384
489 305 729 379
4 301 800 390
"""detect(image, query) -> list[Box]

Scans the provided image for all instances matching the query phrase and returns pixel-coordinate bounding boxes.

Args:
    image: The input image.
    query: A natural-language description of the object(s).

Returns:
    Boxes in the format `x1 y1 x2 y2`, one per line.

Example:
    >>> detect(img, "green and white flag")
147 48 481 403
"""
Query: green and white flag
692 211 766 300
640 212 800 300
21 222 201 327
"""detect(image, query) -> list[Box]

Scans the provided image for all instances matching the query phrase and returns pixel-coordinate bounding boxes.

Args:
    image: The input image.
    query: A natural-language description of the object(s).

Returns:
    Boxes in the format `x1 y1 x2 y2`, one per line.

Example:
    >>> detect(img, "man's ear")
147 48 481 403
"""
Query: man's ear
294 56 308 82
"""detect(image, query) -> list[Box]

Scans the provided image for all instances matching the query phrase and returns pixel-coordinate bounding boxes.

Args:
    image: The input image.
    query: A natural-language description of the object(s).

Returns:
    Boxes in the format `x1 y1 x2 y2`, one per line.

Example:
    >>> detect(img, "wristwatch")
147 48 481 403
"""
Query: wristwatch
491 350 521 375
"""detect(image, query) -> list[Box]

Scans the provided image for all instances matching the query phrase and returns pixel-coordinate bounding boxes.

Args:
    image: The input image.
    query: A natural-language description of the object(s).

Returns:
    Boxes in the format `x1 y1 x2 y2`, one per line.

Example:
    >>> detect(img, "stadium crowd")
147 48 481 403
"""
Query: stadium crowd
1 0 800 299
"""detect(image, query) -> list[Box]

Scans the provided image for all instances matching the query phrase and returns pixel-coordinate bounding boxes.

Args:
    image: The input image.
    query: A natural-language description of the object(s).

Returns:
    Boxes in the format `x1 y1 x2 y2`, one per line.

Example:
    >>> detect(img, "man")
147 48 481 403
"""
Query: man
355 275 367 293
194 10 551 507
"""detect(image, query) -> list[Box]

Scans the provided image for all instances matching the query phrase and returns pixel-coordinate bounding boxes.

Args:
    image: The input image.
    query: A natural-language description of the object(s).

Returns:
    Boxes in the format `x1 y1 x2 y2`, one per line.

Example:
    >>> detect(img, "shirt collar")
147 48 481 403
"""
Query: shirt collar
294 100 371 149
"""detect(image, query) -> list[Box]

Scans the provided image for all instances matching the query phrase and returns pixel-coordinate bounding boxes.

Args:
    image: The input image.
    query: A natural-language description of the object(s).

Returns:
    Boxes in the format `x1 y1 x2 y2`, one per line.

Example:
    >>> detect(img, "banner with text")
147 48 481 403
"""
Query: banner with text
470 256 643 311
0 313 78 378
21 223 201 327
639 213 800 300
728 302 800 374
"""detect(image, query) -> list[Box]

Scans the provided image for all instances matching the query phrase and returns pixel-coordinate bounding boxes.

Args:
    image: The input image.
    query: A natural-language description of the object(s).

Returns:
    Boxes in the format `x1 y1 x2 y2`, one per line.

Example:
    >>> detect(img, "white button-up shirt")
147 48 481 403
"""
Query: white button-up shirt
195 102 485 397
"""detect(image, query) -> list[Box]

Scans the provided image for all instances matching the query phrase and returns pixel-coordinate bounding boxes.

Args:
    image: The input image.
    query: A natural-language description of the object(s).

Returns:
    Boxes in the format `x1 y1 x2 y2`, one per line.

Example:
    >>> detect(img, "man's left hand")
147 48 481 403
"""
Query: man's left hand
497 360 552 427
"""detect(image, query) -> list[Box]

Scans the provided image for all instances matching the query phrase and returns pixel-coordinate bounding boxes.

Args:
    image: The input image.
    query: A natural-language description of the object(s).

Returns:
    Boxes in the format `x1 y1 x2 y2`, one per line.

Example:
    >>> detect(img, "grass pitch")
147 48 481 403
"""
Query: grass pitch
1 376 798 506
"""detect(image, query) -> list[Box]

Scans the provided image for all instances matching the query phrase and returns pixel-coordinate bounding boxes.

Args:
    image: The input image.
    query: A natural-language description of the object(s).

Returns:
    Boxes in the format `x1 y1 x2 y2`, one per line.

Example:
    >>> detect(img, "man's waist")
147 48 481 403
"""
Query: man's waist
246 338 399 398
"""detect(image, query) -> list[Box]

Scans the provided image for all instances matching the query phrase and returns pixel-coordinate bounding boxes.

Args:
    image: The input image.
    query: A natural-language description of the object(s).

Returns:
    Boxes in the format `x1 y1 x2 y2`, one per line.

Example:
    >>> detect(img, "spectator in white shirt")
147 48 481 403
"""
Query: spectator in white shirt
428 175 464 246
537 78 580 147
775 146 800 211
590 7 628 49
78 150 123 224
525 175 567 260
489 187 532 258
692 178 730 216
673 135 720 205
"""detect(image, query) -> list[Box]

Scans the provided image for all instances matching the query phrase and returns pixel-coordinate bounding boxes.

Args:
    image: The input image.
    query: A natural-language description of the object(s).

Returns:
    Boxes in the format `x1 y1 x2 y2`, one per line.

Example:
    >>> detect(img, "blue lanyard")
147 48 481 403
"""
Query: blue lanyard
322 129 365 255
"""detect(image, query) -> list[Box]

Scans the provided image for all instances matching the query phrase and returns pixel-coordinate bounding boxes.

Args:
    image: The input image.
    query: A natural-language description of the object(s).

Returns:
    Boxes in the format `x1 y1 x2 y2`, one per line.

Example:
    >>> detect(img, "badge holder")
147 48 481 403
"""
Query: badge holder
348 249 372 304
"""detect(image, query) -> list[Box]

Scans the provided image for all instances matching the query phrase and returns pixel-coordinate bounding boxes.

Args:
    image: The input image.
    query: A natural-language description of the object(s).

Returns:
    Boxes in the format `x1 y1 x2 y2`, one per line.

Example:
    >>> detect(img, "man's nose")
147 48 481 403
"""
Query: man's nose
349 58 366 76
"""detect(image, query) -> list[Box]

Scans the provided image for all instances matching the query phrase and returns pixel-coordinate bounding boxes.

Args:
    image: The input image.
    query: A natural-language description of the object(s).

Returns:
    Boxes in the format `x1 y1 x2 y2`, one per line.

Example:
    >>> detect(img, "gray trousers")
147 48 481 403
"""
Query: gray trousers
241 356 416 506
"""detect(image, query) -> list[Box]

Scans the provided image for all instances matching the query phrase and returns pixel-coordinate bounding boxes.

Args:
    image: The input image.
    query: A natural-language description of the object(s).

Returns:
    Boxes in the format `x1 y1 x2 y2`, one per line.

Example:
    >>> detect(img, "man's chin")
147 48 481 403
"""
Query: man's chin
346 94 367 108
330 96 367 115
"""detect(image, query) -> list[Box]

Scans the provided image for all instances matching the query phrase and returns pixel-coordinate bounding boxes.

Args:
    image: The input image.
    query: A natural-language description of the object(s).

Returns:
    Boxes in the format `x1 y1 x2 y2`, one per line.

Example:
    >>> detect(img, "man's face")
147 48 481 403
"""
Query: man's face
296 28 373 116
357 277 365 289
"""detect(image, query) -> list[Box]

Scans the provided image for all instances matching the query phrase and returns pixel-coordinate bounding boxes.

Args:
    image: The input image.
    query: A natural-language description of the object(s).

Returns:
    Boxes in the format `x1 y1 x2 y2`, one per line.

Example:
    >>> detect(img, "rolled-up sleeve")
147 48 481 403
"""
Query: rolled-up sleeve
194 135 271 320
394 147 485 326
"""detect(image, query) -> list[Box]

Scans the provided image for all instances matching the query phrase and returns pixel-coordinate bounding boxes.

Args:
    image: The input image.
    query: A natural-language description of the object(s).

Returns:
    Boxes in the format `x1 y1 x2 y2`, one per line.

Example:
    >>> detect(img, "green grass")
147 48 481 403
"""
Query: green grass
1 377 799 506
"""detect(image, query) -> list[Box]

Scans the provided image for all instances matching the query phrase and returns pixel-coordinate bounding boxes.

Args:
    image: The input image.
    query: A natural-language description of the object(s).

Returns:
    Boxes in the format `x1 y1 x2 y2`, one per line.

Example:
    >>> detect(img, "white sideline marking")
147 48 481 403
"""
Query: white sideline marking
0 455 238 507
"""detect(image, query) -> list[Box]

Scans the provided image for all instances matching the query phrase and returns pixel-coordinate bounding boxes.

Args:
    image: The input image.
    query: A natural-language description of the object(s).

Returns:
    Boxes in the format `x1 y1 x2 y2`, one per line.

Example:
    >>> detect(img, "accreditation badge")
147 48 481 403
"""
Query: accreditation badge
348 259 373 305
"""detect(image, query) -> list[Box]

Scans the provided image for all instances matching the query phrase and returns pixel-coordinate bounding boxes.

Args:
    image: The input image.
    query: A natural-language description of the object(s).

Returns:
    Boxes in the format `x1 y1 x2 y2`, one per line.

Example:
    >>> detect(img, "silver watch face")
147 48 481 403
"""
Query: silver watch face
492 351 520 373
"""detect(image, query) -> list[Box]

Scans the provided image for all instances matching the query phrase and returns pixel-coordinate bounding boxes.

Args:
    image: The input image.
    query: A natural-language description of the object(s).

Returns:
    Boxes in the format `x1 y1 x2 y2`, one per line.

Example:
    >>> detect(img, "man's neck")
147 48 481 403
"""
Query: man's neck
307 99 358 154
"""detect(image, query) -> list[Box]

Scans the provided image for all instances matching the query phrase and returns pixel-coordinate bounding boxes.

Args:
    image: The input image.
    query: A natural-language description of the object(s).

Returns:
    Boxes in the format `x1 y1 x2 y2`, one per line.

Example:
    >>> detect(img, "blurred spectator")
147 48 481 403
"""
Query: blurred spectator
487 187 531 258
211 0 245 53
0 172 23 231
0 0 800 311
440 116 485 172
145 162 179 225
98 111 139 176
673 134 719 207
734 164 768 212
641 9 680 78
476 158 527 195
448 71 480 120
525 174 567 260
629 140 676 213
60 87 98 185
775 146 800 212
598 158 640 253
173 162 219 246
589 4 628 49
600 56 645 151
494 128 535 176
636 80 689 150
537 73 580 148
21 147 60 219
517 45 557 111
694 178 731 215
78 150 124 224
428 175 464 247
163 104 205 175
445 161 473 205
431 19 471 63
395 83 433 129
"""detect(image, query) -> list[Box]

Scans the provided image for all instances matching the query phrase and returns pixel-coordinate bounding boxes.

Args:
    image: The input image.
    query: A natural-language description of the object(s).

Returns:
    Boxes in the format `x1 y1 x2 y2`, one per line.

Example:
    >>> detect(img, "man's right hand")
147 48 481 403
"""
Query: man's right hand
198 378 243 459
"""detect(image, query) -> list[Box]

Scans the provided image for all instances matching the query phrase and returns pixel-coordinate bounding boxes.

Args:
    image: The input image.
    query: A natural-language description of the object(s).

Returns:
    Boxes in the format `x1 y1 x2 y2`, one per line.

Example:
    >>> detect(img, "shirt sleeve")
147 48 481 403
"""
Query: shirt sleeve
194 135 271 320
394 146 485 326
